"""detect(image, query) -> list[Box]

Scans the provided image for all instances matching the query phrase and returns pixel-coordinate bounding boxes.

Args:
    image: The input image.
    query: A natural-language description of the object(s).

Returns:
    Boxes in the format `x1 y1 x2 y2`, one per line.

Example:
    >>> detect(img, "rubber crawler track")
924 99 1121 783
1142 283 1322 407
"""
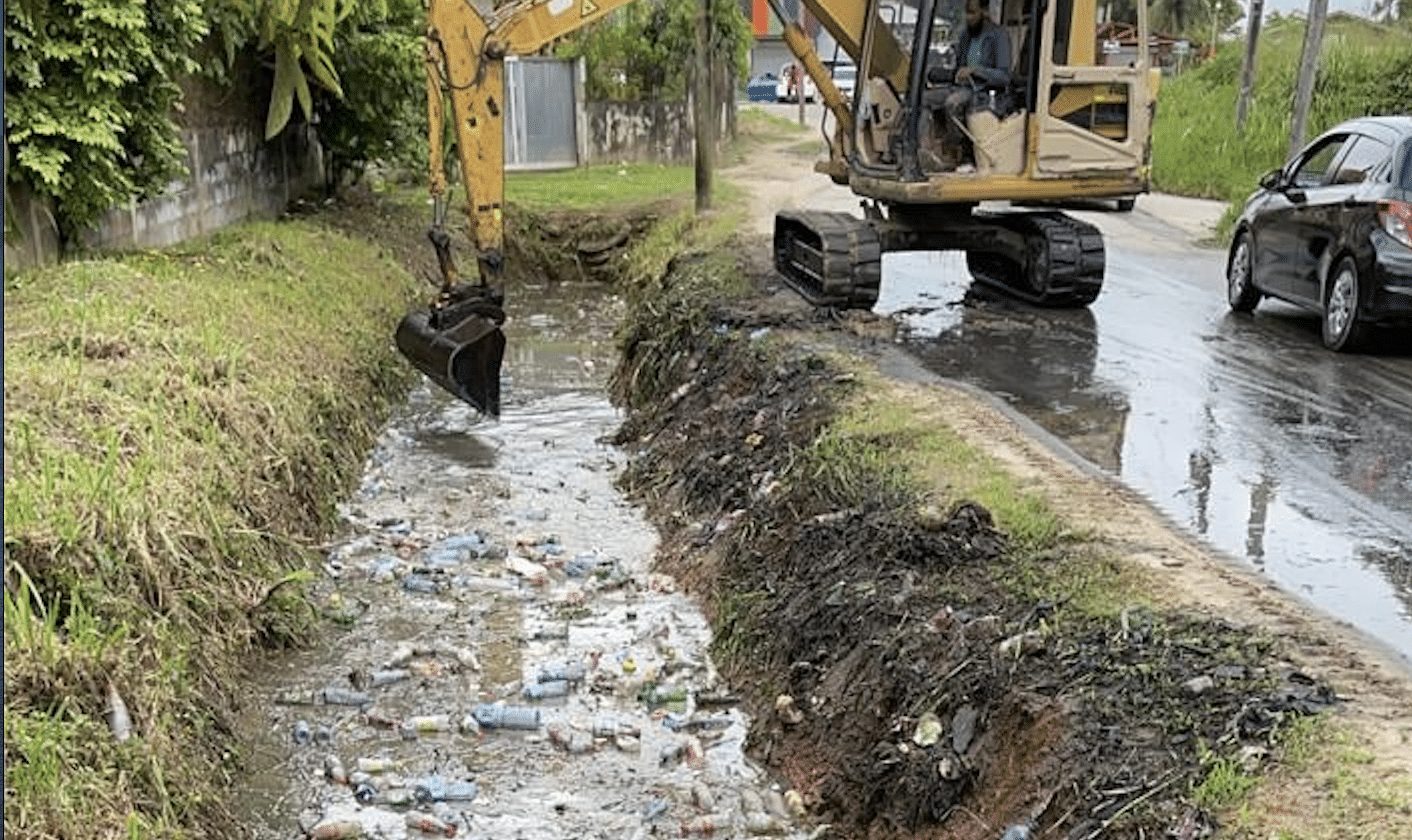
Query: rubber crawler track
774 210 882 308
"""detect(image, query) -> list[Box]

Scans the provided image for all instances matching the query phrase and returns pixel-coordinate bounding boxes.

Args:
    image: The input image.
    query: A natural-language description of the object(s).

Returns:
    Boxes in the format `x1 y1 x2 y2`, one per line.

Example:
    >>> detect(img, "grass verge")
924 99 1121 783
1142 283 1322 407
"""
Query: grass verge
1152 14 1412 237
607 214 1368 836
3 220 421 838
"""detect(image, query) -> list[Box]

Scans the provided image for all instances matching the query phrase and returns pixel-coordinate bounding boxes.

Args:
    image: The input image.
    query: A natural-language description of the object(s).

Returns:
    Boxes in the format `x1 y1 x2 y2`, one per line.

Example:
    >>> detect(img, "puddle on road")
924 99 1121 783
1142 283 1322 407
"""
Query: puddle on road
875 248 1412 668
232 282 812 839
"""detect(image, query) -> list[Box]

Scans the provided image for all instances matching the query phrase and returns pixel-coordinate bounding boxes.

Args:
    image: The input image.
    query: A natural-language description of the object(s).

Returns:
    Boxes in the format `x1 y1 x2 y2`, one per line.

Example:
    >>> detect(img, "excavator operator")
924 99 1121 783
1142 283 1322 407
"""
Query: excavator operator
925 0 1012 172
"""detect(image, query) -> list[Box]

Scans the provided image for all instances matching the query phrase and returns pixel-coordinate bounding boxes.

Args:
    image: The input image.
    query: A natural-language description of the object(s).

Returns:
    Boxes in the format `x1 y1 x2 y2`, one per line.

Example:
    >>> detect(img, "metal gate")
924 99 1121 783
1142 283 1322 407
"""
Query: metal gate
504 57 580 170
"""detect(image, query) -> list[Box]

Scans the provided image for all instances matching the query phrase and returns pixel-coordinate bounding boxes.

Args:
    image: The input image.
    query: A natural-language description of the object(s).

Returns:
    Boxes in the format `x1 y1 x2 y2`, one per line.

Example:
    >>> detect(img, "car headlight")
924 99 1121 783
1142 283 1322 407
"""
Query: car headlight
1378 200 1412 249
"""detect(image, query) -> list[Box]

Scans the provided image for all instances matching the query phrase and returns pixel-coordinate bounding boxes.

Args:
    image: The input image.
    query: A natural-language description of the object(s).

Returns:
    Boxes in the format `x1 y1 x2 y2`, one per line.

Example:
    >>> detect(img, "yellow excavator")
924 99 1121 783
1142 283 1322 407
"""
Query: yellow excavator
396 0 1157 415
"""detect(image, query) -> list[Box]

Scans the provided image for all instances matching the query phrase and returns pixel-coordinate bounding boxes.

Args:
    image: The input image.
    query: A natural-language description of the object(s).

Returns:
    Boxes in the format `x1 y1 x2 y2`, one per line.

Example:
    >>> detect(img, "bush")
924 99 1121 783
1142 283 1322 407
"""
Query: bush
1152 14 1412 221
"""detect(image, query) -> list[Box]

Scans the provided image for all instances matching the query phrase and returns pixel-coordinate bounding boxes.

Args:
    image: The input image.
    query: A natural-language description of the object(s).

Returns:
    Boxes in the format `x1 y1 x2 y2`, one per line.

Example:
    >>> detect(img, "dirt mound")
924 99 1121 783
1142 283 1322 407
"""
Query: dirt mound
610 255 1335 839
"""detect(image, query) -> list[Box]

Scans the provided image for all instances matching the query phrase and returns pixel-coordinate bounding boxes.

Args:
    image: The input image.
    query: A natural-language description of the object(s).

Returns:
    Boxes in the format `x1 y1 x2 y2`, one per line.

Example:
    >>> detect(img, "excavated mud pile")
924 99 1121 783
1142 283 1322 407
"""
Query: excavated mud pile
609 258 1336 840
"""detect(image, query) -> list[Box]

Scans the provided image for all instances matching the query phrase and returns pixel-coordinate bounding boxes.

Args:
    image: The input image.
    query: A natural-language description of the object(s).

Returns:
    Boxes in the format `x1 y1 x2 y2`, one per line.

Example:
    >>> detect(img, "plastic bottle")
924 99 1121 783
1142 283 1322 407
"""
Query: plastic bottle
313 724 334 745
307 820 363 839
547 722 595 754
366 669 411 688
404 811 457 837
354 756 401 774
680 814 730 835
377 788 417 807
402 575 444 595
691 781 716 812
320 687 372 707
642 684 689 707
472 703 542 731
523 680 570 700
323 755 348 785
414 776 479 803
744 813 787 835
353 781 378 804
293 720 312 745
400 714 453 739
591 716 640 739
537 661 587 683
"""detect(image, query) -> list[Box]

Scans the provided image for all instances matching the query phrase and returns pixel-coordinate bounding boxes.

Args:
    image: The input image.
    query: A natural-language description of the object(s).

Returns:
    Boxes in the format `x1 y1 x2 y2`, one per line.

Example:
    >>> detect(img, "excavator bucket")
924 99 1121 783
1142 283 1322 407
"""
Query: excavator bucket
395 288 506 417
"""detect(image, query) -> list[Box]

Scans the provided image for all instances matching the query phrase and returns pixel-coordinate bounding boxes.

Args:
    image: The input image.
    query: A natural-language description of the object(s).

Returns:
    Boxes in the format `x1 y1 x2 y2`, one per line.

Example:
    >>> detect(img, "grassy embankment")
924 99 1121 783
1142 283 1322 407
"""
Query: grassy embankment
608 145 1412 835
0 111 775 837
3 221 423 837
1153 14 1412 239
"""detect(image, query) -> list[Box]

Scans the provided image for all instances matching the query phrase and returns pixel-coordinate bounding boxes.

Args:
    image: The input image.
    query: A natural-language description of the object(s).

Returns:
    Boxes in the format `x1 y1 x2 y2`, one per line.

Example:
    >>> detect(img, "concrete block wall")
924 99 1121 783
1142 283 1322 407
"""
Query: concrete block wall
5 65 323 271
584 101 694 165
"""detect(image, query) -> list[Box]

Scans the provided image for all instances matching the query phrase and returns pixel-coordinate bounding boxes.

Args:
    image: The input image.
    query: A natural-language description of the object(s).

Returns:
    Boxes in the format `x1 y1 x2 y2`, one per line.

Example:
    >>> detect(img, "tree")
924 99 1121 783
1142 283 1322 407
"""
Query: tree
555 0 749 102
5 0 208 241
313 0 427 191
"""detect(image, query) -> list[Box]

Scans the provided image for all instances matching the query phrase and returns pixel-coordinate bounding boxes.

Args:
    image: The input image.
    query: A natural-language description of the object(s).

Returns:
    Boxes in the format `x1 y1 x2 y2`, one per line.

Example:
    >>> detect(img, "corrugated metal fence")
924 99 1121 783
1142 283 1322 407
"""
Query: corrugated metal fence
504 57 585 170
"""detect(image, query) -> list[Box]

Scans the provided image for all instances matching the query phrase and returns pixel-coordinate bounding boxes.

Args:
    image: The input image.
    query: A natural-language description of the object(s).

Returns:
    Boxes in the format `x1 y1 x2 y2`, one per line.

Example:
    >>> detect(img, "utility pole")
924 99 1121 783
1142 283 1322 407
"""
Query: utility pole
1235 0 1263 132
694 0 713 212
1289 0 1327 158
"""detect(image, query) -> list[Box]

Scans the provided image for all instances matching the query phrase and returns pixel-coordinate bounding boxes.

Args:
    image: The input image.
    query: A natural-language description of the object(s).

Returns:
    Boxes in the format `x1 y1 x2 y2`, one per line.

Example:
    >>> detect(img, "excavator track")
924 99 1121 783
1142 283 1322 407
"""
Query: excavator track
773 210 882 309
965 212 1106 307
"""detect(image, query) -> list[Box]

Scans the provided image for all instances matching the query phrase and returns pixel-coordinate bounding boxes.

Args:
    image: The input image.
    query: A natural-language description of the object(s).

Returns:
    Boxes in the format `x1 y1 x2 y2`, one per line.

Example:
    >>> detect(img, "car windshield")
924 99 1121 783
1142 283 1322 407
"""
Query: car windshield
1402 139 1412 189
836 67 856 79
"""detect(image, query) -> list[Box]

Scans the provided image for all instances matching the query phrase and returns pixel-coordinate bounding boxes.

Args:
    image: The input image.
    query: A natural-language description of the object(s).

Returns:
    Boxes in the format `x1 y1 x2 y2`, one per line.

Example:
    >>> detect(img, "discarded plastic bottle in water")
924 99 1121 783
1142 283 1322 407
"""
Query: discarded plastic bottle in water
365 669 411 688
547 722 595 754
323 755 348 785
402 575 443 595
472 703 541 730
307 819 363 839
591 716 641 739
414 776 479 803
377 788 417 807
353 781 378 804
321 687 372 707
691 781 716 812
459 714 482 736
354 756 401 774
1000 825 1033 840
400 714 453 739
642 684 689 707
293 720 312 745
680 814 729 835
314 724 333 745
404 811 457 837
744 813 788 835
537 661 587 683
523 679 570 700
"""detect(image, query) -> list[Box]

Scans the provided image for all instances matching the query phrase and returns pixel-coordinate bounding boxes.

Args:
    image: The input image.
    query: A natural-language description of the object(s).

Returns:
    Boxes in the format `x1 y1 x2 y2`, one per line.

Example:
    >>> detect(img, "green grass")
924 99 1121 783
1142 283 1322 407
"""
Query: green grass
3 219 420 838
1153 14 1412 237
506 162 697 211
804 373 1140 620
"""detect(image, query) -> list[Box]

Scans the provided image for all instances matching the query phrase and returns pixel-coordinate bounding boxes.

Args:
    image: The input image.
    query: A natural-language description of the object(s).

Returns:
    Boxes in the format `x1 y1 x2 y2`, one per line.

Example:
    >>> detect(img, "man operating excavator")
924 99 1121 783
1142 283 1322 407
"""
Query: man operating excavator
927 0 1012 172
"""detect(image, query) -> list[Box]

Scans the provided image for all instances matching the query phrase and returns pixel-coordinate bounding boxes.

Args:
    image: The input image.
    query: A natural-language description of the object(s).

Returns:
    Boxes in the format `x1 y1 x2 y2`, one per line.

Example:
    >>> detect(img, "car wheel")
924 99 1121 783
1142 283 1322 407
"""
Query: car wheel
1227 231 1260 313
1115 197 1136 212
1322 256 1371 352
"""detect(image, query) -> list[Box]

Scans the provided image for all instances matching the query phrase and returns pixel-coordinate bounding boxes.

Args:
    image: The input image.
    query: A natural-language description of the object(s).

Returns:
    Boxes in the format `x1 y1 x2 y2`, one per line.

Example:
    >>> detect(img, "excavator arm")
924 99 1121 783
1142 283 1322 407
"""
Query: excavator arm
395 0 642 417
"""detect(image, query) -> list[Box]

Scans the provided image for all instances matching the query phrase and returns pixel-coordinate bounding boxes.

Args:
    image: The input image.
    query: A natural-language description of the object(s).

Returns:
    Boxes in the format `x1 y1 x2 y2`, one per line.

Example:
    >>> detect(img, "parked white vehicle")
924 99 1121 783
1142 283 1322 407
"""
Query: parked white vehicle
774 62 816 103
831 62 856 99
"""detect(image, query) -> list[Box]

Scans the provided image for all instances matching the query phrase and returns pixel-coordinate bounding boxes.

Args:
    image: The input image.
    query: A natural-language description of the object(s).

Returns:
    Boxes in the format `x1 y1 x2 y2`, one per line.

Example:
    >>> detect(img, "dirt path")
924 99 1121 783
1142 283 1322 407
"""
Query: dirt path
722 134 1412 836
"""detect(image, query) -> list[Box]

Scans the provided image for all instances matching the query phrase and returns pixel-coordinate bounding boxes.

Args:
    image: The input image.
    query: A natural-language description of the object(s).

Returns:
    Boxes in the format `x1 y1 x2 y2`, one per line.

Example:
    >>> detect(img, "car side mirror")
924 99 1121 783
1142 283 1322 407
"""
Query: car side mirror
1259 169 1283 191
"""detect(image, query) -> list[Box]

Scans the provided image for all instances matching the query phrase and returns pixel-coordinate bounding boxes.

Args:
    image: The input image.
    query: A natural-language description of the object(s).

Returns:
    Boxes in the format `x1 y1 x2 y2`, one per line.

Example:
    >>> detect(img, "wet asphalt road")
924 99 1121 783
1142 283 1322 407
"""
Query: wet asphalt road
874 200 1412 667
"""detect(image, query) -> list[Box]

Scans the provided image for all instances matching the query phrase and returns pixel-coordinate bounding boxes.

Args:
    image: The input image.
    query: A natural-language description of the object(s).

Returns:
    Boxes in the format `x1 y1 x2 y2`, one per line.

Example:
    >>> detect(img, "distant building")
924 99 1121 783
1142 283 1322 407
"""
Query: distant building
740 0 829 79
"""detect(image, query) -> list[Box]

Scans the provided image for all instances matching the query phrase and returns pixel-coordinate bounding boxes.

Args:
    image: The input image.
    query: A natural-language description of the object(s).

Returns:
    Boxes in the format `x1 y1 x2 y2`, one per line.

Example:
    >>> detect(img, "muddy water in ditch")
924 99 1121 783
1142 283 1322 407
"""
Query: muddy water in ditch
232 281 809 839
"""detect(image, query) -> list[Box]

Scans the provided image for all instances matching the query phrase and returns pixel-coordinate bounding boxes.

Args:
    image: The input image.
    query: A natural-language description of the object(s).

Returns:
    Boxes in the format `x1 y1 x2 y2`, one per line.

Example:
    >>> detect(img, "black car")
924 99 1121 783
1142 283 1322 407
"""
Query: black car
1225 116 1412 351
